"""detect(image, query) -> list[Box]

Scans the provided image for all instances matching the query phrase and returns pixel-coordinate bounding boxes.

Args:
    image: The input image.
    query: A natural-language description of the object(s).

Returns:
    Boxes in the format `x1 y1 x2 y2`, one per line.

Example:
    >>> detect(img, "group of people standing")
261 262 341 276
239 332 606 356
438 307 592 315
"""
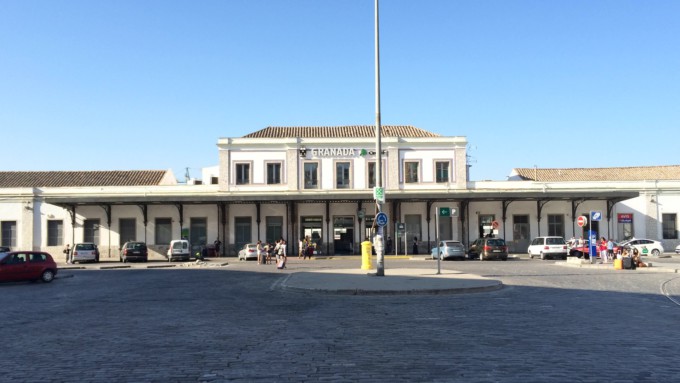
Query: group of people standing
256 238 288 269
298 236 315 260
596 237 616 263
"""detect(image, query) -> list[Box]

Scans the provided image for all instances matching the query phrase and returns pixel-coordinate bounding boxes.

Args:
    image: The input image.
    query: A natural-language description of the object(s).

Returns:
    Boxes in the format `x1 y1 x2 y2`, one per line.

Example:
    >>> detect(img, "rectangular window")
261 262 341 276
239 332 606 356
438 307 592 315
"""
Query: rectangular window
618 213 634 241
513 215 530 240
267 163 282 184
47 220 63 246
368 162 376 188
235 163 251 185
405 161 419 183
435 161 450 183
190 218 208 248
266 216 283 244
437 216 452 240
336 161 351 189
210 177 218 185
405 214 422 247
155 218 172 245
478 214 495 238
304 162 319 189
84 219 100 245
234 217 252 250
1 221 17 247
662 213 678 239
119 218 136 245
367 161 386 188
547 214 565 237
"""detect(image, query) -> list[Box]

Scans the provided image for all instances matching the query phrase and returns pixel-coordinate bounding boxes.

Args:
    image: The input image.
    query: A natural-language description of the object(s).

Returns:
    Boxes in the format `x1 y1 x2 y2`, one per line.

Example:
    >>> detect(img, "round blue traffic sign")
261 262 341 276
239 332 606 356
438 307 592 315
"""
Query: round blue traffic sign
376 212 388 227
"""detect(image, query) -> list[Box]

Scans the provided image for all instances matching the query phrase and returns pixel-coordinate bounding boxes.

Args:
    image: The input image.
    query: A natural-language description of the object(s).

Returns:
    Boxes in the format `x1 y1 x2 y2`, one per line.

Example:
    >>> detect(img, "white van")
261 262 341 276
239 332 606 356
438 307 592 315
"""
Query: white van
166 240 191 262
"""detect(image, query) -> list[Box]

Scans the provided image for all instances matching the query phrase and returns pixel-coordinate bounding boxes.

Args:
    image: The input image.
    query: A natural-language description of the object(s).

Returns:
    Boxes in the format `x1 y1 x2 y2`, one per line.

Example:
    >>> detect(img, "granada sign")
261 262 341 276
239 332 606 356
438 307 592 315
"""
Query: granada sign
303 148 387 158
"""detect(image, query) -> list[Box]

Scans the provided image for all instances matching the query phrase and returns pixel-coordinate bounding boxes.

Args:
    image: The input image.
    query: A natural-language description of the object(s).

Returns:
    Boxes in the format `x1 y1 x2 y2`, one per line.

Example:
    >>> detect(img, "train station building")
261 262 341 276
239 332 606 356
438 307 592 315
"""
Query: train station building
1 125 679 260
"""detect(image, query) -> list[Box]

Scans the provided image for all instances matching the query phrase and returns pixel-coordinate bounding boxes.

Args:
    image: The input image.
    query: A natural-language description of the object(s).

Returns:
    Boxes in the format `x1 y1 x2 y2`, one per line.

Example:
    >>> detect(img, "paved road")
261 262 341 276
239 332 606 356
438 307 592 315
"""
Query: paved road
3 257 680 382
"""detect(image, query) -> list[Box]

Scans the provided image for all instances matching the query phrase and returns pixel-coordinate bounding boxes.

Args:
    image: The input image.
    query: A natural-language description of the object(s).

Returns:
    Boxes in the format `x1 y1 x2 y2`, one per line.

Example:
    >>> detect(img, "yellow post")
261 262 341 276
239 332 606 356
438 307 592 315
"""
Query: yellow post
361 240 373 270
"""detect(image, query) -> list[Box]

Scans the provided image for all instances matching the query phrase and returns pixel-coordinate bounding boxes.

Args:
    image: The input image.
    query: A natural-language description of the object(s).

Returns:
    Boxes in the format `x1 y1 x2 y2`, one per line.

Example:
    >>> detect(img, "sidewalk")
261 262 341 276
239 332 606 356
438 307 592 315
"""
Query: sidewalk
555 257 680 273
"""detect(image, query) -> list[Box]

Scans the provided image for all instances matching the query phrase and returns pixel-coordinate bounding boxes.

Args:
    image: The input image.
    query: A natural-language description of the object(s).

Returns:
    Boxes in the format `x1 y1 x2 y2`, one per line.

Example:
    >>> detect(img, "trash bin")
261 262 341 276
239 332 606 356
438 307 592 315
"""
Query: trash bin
207 244 216 258
361 240 372 270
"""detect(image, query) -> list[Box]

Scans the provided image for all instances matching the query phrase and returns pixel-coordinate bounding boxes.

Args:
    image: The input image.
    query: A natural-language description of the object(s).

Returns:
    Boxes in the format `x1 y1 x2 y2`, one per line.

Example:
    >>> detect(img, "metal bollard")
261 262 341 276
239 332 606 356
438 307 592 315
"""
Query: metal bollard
361 240 373 270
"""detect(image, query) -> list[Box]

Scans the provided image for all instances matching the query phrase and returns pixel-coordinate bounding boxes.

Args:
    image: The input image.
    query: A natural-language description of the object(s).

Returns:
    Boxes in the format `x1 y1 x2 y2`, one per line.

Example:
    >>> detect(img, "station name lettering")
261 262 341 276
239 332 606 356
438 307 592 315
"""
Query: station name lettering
311 148 356 157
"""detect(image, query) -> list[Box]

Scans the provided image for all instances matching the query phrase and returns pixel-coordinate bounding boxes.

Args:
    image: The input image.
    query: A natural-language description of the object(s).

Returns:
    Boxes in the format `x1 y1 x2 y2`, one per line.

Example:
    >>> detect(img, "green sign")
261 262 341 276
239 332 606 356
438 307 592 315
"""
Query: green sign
438 207 450 217
373 187 385 203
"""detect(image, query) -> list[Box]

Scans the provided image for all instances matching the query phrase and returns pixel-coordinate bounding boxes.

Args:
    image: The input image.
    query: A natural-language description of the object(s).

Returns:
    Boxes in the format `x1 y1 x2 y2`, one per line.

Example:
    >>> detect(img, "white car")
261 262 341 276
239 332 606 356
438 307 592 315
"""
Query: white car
238 244 258 261
618 238 664 257
72 242 99 263
676 244 680 254
528 236 568 260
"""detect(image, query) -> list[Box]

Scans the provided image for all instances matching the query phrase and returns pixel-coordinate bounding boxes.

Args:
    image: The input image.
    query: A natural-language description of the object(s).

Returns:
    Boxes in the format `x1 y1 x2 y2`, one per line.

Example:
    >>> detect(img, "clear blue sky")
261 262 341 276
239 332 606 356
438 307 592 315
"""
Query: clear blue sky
2 0 678 181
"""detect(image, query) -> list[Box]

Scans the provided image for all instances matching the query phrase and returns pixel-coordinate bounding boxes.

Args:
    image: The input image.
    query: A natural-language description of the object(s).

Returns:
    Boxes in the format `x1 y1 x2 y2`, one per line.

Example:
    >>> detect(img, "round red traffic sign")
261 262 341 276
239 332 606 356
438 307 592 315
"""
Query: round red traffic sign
577 216 588 227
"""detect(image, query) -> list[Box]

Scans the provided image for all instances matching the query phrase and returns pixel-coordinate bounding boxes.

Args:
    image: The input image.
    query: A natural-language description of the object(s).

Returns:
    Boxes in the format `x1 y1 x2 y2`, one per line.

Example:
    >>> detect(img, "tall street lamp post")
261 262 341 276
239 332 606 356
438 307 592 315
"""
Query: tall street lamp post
374 0 385 276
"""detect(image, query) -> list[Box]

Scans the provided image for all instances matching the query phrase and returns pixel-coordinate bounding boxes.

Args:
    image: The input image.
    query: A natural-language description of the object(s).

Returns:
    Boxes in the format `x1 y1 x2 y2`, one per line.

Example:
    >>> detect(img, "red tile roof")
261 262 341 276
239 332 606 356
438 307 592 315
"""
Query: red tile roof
513 165 680 181
243 125 440 138
0 170 171 188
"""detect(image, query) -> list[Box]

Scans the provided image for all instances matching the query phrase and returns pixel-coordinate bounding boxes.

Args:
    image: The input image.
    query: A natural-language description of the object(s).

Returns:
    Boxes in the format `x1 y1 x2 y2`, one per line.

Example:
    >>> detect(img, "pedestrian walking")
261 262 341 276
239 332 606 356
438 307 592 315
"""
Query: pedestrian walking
304 235 312 259
607 238 615 261
63 244 72 264
256 240 263 265
277 239 287 269
298 237 304 259
412 237 419 255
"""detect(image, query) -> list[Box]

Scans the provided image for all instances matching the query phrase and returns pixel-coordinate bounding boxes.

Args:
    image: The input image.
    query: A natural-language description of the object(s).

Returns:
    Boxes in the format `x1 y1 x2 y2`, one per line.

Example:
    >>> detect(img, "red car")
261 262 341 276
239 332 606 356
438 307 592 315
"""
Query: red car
0 251 58 283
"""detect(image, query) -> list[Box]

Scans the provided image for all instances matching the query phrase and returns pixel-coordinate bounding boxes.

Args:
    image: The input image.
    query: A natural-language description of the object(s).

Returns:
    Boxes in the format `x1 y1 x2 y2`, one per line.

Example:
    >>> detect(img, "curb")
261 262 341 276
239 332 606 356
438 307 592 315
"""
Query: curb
554 261 679 273
279 282 503 296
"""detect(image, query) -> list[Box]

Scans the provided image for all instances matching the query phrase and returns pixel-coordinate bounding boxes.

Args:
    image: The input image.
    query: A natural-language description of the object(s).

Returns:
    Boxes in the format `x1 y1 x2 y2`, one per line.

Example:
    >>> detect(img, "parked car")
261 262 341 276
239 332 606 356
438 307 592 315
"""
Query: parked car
72 243 99 263
166 239 191 262
120 241 148 263
676 244 680 254
569 240 591 258
617 238 664 257
0 246 10 256
528 236 568 260
0 251 58 283
238 243 258 261
431 240 466 260
468 237 508 261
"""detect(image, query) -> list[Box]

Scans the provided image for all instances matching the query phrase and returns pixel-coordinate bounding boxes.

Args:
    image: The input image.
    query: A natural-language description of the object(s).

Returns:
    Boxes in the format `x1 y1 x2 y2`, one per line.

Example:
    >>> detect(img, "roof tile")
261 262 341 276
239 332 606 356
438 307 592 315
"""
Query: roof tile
243 125 440 138
513 166 680 181
0 170 171 188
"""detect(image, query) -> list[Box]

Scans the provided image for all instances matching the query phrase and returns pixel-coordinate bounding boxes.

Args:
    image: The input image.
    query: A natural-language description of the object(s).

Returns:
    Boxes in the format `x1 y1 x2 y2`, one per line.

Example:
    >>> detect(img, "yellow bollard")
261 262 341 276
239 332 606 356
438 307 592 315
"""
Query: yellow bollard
361 240 373 270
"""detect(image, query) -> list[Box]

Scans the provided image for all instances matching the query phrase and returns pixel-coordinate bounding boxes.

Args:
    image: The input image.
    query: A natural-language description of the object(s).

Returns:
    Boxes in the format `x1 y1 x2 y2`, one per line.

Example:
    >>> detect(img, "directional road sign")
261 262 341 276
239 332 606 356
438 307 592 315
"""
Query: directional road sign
376 212 388 227
590 211 602 222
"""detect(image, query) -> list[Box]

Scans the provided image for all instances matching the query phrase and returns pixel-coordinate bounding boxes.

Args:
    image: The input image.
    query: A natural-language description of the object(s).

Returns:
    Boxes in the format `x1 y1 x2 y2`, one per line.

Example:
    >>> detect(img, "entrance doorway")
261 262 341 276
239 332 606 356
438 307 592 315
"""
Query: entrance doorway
333 216 354 255
301 216 323 254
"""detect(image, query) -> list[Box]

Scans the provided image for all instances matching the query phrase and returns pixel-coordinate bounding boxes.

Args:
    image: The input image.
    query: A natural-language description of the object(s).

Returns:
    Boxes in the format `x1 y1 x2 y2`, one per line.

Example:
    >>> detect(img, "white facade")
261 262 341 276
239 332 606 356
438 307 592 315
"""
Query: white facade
1 129 679 260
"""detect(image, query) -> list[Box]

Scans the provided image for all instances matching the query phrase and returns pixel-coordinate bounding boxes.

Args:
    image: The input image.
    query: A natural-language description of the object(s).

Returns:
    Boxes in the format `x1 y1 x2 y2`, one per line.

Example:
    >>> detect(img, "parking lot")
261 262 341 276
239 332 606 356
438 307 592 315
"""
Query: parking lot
3 256 680 382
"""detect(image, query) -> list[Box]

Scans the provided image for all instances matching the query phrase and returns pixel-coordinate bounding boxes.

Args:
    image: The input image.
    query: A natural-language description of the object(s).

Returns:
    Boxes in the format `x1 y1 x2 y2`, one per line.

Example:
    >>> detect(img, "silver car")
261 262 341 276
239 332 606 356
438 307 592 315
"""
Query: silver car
431 240 466 260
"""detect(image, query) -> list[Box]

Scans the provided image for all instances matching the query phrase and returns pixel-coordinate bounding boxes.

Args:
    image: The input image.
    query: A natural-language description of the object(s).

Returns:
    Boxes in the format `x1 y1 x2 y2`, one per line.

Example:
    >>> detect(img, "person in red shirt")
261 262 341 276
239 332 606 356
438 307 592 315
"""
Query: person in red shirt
599 237 608 263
